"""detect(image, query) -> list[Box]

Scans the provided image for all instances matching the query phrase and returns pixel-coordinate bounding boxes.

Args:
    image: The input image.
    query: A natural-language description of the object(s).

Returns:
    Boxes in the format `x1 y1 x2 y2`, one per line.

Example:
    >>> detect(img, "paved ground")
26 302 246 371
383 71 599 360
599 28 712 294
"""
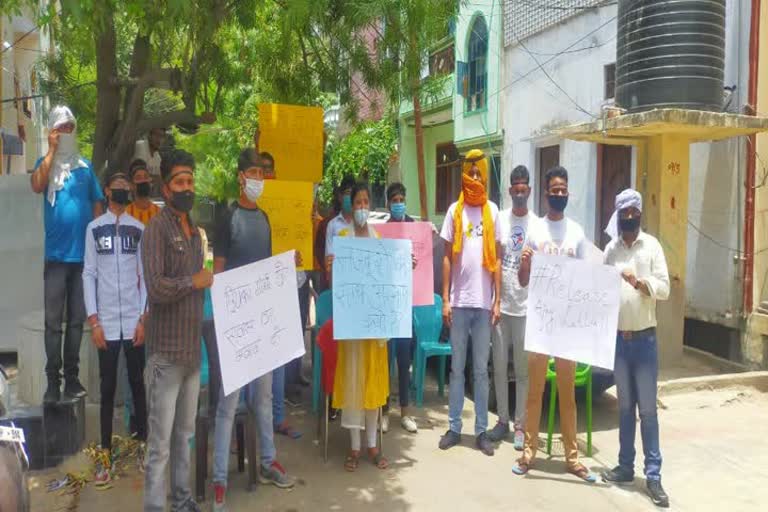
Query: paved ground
25 363 768 512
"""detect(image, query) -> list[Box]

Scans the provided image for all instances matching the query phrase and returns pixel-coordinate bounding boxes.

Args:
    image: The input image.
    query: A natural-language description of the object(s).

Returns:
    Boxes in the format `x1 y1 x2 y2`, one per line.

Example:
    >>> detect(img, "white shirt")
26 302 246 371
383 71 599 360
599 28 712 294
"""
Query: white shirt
603 231 670 331
498 209 541 316
133 139 162 177
439 201 501 310
325 212 353 257
526 216 586 259
83 211 147 341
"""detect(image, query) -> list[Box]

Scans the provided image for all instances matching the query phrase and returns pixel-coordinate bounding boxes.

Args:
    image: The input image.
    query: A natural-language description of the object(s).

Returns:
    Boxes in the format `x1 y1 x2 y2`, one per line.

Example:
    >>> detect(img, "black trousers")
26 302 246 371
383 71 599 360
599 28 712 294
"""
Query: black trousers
98 340 147 450
43 261 86 383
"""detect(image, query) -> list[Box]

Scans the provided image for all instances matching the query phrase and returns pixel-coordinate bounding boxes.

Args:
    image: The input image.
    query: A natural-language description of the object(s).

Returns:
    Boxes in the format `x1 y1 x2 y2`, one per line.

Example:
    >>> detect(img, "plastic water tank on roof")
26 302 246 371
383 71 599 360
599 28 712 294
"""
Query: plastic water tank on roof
616 0 726 113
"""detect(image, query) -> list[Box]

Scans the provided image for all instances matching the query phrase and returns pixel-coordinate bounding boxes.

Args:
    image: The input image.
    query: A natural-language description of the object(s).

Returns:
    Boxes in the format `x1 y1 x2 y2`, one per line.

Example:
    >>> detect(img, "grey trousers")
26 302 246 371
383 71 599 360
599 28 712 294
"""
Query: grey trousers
143 354 200 512
492 314 528 428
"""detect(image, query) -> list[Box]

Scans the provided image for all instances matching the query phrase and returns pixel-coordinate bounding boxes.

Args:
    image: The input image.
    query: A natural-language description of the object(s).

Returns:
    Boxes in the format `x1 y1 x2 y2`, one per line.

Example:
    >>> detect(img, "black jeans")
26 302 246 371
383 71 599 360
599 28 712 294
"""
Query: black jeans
98 340 147 450
385 337 414 410
43 261 86 383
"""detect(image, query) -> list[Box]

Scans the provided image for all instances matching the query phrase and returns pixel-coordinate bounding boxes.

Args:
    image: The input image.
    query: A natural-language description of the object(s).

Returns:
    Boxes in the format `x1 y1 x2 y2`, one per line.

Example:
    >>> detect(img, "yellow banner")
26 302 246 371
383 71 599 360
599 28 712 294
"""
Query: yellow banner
258 103 323 182
259 180 314 270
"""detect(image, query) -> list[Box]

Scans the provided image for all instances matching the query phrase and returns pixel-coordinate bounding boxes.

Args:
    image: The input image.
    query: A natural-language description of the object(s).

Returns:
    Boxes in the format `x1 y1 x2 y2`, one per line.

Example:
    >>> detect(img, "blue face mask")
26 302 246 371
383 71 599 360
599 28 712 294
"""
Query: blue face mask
390 202 406 220
342 195 352 214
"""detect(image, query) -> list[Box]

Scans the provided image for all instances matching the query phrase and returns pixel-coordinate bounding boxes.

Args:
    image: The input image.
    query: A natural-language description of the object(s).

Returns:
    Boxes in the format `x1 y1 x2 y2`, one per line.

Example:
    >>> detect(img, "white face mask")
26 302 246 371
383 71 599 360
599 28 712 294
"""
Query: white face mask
244 178 264 201
55 132 78 160
353 208 369 227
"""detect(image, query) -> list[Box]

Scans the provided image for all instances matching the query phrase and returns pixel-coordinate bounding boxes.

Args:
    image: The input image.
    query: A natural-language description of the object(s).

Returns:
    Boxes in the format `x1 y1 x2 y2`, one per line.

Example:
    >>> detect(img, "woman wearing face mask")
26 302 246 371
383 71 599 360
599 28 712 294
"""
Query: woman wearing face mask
126 159 161 226
324 182 390 472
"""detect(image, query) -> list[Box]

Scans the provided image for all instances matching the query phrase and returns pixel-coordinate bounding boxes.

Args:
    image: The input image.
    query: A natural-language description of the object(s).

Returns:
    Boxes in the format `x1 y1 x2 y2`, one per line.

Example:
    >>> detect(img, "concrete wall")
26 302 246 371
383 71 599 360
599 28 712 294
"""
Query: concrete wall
0 175 44 352
501 1 750 330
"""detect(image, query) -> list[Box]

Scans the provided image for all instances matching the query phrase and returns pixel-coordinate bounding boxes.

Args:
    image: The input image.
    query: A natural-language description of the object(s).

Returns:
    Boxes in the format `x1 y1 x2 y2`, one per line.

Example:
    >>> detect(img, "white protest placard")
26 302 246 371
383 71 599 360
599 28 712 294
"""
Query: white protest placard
525 254 621 370
332 237 413 340
211 251 305 396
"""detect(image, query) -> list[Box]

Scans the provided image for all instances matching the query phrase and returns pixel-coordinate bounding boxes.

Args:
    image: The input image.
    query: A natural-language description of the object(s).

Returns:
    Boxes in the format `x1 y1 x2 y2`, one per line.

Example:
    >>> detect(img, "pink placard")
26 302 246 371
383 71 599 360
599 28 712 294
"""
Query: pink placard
374 222 435 306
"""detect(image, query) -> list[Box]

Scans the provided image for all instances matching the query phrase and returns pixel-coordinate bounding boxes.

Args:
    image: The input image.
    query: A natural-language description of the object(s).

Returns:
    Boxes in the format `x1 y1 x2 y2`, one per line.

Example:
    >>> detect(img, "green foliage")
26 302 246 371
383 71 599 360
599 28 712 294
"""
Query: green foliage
319 118 396 205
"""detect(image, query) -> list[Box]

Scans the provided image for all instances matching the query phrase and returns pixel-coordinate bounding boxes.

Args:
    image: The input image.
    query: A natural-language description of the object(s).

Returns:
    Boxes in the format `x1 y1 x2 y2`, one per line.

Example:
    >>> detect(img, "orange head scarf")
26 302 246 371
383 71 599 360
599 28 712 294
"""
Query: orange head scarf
452 149 497 272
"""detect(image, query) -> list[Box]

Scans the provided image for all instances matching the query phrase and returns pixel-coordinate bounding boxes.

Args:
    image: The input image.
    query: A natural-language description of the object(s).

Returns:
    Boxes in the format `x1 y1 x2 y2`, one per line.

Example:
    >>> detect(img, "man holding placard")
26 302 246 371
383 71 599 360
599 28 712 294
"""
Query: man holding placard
142 150 211 512
209 149 296 511
601 189 671 508
487 165 540 450
438 149 502 457
513 166 596 482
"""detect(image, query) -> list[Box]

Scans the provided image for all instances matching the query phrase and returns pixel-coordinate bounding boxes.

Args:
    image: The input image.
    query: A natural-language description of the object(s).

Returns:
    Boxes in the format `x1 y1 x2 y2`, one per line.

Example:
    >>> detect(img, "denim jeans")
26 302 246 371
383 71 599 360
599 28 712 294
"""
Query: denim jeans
143 354 200 512
212 373 275 484
43 261 86 383
388 337 413 408
614 330 663 481
448 307 491 436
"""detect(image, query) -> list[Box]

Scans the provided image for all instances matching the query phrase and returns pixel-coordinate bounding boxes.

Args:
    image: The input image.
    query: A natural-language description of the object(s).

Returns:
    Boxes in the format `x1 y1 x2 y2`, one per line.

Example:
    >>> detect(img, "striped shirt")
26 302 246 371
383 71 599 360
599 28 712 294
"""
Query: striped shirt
126 202 160 226
141 206 204 367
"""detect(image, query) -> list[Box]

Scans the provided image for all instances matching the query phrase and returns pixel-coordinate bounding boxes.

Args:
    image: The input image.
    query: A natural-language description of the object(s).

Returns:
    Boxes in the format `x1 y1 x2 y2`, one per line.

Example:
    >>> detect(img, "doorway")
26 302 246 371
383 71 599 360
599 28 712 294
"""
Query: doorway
597 144 633 248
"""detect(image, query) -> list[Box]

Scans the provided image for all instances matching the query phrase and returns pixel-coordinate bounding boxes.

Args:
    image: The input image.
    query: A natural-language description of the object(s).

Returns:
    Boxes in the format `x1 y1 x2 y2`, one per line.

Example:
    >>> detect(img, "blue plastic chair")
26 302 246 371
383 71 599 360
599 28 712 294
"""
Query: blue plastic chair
311 290 333 414
413 294 451 408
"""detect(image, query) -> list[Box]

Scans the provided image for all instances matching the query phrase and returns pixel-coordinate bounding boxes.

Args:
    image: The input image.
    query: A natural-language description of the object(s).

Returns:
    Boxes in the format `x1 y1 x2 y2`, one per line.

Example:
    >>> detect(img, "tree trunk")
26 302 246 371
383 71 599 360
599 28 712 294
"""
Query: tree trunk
413 93 429 221
92 13 121 176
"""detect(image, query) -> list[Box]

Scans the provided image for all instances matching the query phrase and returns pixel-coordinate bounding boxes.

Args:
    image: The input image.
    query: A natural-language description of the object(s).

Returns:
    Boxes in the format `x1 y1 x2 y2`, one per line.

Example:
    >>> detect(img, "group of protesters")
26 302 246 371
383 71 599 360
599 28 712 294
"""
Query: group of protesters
32 105 671 511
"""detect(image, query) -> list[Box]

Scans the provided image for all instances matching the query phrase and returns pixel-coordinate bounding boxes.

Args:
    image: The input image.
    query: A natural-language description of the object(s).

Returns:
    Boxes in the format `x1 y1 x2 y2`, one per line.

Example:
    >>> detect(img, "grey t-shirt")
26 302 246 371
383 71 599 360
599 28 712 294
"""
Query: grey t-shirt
214 202 272 270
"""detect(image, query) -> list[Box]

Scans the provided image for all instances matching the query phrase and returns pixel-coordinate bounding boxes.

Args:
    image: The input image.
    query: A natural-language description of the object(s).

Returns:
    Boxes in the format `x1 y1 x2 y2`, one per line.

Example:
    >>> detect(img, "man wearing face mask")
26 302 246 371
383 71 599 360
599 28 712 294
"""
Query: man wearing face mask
325 175 356 260
601 189 670 509
30 105 105 404
438 149 502 457
142 149 212 512
383 182 417 433
126 159 160 226
487 165 540 450
82 173 148 483
514 166 595 482
208 148 295 511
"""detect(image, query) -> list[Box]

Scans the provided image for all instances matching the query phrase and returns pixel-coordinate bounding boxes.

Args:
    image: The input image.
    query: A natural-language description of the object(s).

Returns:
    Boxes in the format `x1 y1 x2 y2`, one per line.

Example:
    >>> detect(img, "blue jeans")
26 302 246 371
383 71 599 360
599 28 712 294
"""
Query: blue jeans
614 330 662 480
212 373 275 484
272 365 287 426
388 337 413 408
448 308 491 436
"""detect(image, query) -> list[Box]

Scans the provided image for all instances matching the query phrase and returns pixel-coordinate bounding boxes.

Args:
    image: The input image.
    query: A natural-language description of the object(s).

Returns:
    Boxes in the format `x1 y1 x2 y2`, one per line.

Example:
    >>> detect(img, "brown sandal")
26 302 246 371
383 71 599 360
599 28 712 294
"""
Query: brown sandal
344 451 360 472
567 463 597 483
368 448 388 469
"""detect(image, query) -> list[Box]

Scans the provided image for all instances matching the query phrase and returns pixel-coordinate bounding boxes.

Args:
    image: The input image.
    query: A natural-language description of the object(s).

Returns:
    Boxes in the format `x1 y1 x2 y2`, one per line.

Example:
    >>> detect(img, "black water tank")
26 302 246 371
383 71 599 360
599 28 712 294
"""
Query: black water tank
616 0 726 113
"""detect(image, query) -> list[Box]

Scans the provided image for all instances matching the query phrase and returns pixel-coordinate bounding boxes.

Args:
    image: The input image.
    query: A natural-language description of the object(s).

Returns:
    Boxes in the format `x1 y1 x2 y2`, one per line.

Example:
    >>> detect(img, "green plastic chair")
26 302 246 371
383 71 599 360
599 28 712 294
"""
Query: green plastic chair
545 359 592 457
413 294 451 408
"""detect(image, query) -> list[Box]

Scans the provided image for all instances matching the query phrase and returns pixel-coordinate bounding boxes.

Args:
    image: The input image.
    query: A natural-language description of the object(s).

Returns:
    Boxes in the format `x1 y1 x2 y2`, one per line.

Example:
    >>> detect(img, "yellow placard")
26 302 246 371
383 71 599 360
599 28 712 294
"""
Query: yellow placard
259 180 314 270
258 103 323 182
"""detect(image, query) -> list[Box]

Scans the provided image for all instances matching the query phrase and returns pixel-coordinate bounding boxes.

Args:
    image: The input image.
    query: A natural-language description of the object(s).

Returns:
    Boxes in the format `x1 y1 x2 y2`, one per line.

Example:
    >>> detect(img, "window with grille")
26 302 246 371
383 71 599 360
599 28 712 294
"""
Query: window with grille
466 16 488 112
435 143 462 214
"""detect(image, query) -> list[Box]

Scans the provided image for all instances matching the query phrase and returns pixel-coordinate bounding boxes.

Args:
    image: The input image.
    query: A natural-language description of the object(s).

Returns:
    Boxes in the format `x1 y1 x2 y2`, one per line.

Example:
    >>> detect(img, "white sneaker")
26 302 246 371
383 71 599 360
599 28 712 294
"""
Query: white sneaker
381 413 390 433
401 416 418 433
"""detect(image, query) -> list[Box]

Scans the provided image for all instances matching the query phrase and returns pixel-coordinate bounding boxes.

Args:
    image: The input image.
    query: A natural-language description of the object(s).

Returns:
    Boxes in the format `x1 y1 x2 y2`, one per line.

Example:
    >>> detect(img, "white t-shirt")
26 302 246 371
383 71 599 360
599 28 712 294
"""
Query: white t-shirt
439 201 501 310
498 210 541 316
527 216 586 260
133 139 162 177
325 213 353 257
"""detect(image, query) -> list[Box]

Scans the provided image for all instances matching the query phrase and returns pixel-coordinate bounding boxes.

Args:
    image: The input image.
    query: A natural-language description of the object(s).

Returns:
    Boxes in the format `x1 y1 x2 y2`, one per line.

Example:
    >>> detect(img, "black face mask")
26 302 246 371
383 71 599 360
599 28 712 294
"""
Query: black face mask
619 217 641 233
135 182 151 198
110 188 130 205
170 190 195 213
547 194 568 213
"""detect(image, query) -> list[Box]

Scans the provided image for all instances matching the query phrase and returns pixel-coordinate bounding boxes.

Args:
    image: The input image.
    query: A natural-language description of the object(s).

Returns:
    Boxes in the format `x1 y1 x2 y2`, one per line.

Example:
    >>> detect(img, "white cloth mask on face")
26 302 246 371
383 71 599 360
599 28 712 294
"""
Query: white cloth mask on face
245 178 264 202
46 106 87 206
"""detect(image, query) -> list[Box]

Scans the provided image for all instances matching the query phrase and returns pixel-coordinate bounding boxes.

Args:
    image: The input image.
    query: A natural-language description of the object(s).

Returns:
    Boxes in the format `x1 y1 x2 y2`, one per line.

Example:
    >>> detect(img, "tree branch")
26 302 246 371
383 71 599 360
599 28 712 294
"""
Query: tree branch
136 110 203 134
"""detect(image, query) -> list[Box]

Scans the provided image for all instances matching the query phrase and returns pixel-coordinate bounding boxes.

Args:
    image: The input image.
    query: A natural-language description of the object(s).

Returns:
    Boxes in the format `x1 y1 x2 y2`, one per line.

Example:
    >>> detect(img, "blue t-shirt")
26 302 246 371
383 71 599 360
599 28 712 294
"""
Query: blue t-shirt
37 157 104 263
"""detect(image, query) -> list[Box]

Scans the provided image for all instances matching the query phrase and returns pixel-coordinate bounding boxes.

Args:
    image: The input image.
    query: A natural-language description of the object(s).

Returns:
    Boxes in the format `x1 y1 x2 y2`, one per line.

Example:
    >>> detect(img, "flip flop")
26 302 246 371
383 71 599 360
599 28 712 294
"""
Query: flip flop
512 460 530 476
274 423 303 439
568 463 597 483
